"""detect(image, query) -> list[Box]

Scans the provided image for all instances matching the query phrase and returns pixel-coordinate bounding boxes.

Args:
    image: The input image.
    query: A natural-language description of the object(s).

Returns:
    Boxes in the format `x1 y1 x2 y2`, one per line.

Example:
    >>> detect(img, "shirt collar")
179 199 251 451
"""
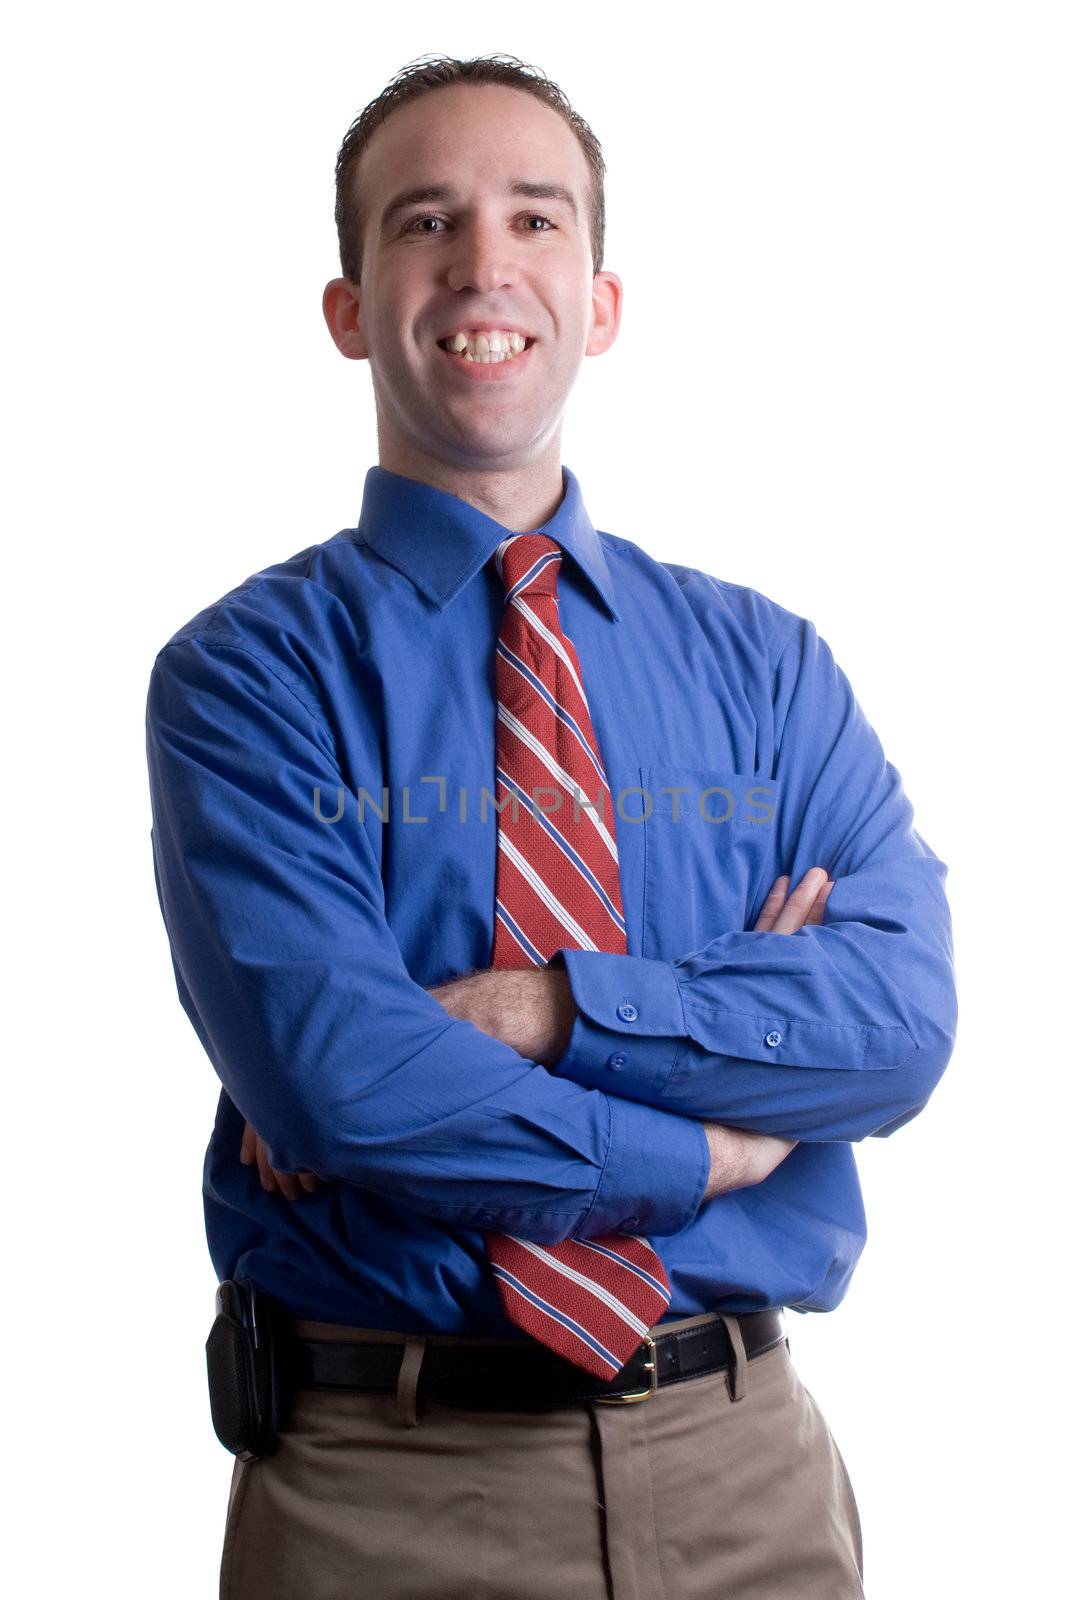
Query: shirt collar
355 464 620 621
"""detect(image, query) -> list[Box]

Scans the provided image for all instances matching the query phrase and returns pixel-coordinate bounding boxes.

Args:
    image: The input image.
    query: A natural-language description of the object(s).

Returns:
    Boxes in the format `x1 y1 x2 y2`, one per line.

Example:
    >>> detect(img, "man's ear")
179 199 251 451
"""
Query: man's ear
585 270 622 357
322 278 370 361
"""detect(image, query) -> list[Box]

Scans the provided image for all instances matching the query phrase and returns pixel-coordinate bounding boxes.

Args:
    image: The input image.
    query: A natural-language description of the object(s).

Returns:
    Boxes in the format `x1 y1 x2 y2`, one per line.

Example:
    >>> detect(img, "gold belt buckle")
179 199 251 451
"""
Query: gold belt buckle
592 1333 659 1404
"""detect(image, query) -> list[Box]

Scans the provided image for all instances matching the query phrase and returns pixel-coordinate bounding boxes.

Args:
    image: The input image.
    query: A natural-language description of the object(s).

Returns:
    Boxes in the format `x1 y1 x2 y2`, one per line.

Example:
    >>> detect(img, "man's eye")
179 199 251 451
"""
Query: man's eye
403 213 556 235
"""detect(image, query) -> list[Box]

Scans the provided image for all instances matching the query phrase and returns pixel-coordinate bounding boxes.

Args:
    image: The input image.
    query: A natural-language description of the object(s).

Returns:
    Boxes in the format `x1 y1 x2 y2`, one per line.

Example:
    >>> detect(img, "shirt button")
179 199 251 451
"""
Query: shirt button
607 1052 628 1071
764 1030 783 1047
616 1001 639 1022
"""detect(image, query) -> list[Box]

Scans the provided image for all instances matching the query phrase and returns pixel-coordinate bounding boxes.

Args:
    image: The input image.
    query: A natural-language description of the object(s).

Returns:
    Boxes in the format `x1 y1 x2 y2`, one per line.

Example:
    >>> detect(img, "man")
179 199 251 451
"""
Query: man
145 53 956 1599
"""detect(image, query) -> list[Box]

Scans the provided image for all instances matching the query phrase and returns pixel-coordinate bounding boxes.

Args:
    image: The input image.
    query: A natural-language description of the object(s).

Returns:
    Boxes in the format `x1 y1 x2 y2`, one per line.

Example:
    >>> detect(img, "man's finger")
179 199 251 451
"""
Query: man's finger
244 1121 316 1199
753 876 790 933
804 878 836 926
771 867 829 934
273 1166 302 1202
255 1137 278 1193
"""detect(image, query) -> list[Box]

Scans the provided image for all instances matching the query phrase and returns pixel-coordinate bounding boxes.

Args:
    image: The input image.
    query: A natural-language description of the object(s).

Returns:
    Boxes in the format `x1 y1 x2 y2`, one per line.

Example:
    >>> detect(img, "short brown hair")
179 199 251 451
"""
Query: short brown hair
334 52 606 283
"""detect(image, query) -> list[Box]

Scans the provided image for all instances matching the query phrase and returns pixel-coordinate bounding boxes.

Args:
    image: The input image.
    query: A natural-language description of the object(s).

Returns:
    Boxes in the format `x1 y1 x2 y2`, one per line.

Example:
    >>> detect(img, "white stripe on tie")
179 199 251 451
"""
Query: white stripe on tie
510 593 588 704
495 705 619 858
505 1236 650 1335
496 642 605 783
496 833 598 949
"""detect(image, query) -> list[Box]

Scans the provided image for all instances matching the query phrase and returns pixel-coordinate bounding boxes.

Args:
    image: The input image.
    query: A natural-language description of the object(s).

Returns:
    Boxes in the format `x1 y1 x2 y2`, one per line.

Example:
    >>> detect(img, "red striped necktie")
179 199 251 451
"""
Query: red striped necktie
482 531 672 1380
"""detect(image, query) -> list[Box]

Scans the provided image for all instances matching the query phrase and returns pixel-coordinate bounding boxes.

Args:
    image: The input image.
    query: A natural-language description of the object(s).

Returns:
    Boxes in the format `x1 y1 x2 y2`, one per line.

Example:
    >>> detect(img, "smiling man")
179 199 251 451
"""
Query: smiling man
323 77 616 524
145 52 956 1600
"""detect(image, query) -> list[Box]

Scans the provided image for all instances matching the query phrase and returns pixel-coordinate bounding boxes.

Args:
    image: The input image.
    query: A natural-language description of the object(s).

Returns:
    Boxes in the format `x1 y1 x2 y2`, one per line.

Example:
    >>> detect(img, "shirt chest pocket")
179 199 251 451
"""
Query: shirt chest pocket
635 764 781 960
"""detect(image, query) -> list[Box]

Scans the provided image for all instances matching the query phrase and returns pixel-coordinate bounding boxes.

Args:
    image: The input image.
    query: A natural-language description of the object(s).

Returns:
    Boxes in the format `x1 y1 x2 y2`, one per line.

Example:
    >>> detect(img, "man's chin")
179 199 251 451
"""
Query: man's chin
425 420 545 471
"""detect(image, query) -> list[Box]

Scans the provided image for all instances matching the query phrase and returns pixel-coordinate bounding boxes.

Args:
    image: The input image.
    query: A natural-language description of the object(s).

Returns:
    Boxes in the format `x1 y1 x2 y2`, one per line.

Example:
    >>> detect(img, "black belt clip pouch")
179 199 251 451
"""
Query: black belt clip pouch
206 1277 289 1459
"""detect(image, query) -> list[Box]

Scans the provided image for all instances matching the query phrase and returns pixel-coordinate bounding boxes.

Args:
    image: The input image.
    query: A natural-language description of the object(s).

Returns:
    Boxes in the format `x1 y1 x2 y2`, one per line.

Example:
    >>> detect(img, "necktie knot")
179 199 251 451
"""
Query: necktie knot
492 532 562 602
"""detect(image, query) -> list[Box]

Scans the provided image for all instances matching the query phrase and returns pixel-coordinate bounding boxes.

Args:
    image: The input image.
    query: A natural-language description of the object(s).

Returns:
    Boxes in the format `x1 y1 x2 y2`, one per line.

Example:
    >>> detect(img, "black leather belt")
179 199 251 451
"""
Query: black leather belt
281 1308 787 1412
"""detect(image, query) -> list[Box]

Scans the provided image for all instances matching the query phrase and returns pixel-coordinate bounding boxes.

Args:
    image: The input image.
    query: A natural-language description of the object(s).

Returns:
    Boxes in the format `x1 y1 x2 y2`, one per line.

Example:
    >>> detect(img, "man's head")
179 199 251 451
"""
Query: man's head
322 54 622 487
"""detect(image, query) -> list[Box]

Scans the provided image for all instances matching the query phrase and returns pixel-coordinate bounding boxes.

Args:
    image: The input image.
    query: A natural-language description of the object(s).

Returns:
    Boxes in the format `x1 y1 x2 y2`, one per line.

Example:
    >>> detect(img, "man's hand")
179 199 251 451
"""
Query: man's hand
752 866 833 935
239 1120 322 1200
701 865 834 1198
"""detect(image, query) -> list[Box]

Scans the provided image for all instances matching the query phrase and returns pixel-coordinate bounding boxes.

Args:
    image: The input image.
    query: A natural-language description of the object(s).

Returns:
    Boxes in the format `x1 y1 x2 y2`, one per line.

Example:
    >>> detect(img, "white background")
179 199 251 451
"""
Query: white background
5 3 1075 1594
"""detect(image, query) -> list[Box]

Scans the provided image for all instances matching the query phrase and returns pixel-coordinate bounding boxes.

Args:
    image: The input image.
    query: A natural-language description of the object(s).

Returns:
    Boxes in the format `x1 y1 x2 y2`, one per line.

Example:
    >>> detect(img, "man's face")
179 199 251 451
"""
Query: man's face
325 83 621 475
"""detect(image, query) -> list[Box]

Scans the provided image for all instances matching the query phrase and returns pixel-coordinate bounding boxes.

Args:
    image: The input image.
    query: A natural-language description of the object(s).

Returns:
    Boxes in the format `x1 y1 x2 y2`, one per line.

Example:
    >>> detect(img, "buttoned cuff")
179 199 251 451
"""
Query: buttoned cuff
550 947 687 1102
580 1091 710 1239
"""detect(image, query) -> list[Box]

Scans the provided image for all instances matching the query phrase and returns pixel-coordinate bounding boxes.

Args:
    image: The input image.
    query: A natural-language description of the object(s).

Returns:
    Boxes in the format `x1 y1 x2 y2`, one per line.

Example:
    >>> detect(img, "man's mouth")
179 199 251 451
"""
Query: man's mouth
436 330 535 365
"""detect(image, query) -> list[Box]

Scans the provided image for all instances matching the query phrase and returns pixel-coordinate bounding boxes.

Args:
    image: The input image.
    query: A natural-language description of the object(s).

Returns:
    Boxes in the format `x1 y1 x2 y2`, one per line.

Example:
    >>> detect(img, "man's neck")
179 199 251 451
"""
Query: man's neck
376 439 566 533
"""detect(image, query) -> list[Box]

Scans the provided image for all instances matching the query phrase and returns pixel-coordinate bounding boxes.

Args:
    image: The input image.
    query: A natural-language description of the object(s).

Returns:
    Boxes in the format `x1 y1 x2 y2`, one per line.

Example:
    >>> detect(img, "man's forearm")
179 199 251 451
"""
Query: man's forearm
427 966 577 1066
427 967 795 1200
700 1120 798 1198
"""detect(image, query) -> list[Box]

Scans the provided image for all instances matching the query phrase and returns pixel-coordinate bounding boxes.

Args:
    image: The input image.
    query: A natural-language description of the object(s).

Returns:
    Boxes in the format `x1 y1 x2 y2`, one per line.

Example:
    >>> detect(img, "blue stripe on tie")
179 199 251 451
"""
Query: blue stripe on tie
496 639 606 786
496 768 626 934
576 1239 672 1302
493 901 545 965
488 1263 622 1373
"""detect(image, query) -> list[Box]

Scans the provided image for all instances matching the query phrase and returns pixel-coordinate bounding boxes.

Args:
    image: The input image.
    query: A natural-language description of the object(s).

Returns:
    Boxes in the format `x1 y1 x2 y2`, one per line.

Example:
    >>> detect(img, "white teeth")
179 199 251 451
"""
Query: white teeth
441 329 530 362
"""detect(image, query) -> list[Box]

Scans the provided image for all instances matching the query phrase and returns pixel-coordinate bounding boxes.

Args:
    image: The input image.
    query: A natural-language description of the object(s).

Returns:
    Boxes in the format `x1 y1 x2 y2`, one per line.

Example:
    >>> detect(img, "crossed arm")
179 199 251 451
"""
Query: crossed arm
152 614 955 1233
241 868 834 1198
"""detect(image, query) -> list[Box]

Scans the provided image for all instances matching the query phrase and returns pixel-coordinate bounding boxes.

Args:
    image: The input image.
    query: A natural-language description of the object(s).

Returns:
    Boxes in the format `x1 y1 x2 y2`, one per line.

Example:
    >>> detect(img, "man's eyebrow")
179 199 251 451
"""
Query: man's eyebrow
507 181 579 220
379 185 457 230
378 180 579 232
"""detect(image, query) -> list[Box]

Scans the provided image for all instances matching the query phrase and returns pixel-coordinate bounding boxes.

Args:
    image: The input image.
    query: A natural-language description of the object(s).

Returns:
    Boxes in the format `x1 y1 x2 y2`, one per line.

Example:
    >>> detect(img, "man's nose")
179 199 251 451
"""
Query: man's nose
445 220 521 295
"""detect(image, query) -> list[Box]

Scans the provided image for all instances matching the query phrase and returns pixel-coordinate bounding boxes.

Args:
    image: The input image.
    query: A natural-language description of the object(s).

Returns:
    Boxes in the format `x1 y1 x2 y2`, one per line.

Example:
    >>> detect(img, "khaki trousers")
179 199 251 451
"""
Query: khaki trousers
219 1310 864 1599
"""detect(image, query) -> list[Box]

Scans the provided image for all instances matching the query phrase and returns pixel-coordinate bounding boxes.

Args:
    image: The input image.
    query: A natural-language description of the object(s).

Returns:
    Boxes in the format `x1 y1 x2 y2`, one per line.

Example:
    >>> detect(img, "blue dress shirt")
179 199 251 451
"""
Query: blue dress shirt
145 464 957 1335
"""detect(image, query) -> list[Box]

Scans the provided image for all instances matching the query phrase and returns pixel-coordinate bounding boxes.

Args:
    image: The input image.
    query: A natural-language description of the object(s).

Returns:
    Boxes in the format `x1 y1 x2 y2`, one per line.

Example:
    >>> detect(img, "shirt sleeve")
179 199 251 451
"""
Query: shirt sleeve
145 631 709 1241
548 615 957 1142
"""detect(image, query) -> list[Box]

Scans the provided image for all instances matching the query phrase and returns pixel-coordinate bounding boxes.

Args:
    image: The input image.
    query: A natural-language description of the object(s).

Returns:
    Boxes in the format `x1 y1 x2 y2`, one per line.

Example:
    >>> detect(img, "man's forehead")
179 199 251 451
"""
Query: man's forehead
360 85 586 207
